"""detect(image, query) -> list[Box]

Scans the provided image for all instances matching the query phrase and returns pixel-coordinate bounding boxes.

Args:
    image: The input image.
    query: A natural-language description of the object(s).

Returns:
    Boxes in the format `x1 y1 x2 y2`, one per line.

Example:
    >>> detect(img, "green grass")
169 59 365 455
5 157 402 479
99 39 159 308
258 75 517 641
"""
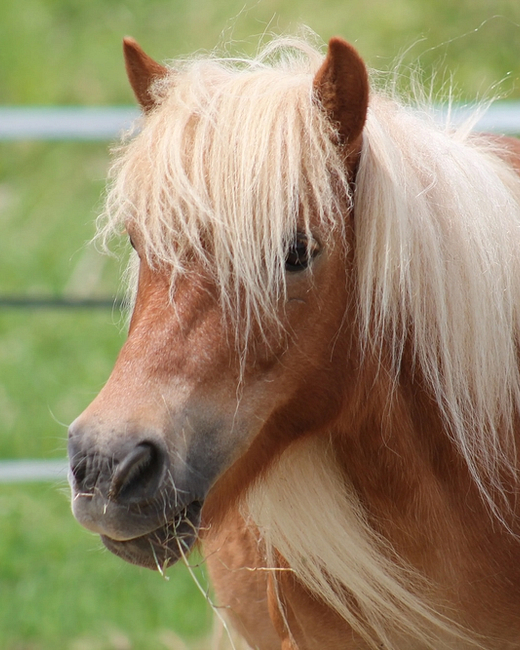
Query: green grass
0 310 125 459
1 0 520 648
0 484 212 650
1 0 520 104
0 141 118 298
0 140 124 459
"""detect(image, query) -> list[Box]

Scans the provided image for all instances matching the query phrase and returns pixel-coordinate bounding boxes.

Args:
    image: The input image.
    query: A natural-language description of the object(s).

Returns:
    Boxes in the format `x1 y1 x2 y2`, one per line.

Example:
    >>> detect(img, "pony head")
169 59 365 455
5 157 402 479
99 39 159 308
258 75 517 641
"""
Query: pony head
68 35 369 570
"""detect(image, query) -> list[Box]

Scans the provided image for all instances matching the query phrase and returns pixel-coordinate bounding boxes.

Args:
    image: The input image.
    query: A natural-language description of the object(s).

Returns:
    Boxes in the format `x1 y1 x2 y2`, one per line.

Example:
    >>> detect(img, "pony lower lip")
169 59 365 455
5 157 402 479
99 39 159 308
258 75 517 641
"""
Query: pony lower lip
99 500 203 570
105 504 193 543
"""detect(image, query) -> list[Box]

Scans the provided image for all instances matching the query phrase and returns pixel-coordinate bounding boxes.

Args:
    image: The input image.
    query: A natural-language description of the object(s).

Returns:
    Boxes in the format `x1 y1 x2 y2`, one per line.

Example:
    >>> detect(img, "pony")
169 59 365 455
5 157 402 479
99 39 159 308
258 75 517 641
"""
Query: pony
68 32 520 650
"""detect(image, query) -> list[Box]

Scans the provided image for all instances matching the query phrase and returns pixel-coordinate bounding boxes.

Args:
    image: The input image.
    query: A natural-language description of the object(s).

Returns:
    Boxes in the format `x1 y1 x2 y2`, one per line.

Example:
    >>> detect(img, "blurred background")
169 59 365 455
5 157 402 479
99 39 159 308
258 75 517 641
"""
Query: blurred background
1 0 519 648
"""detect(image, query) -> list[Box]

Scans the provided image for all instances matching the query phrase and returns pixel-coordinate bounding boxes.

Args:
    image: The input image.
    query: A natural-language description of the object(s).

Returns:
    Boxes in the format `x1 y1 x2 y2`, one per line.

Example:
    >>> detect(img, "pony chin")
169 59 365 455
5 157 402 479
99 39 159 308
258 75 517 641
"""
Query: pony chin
100 500 203 570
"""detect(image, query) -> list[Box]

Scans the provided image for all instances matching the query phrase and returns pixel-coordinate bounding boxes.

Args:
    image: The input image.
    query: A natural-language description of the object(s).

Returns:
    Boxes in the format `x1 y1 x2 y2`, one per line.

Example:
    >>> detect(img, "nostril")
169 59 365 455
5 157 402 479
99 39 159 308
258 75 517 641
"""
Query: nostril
109 442 163 503
71 456 87 487
69 453 107 494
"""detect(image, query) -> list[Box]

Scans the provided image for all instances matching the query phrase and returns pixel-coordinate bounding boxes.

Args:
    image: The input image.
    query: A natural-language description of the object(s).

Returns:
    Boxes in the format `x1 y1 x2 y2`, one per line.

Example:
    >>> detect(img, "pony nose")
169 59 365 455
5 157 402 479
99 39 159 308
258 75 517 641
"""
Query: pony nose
108 442 163 502
68 428 166 505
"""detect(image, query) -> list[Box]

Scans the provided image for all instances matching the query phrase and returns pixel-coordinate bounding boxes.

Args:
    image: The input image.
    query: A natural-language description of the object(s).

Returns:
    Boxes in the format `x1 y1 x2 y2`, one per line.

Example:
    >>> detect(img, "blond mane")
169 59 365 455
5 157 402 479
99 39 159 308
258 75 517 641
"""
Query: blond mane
357 95 520 508
246 436 479 650
99 37 351 339
98 33 520 649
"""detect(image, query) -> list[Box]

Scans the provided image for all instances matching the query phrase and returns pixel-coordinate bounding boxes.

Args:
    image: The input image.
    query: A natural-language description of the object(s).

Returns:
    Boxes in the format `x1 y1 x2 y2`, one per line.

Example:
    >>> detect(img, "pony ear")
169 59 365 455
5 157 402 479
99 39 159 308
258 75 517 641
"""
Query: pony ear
313 37 369 147
123 37 168 112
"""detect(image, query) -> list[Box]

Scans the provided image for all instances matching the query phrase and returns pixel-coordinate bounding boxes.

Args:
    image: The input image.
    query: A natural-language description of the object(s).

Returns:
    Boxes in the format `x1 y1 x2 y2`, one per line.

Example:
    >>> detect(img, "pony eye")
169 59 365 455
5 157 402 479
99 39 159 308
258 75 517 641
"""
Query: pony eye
285 233 318 272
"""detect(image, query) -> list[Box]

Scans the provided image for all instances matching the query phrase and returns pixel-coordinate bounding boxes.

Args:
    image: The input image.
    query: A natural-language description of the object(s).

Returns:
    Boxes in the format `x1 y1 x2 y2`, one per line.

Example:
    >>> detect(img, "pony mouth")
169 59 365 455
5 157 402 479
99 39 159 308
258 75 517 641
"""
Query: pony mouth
100 500 203 571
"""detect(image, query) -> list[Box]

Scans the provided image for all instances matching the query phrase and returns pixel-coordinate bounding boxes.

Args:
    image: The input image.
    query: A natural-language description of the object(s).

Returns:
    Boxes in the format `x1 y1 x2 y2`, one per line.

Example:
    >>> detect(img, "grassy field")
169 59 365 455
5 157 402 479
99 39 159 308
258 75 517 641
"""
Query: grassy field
0 483 212 650
1 0 520 648
2 0 520 104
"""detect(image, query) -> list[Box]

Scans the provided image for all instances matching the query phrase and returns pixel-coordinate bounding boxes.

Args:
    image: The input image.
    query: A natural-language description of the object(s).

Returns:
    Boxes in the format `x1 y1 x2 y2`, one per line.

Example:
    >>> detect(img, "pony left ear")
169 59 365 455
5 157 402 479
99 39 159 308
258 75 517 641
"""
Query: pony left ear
313 37 369 146
123 37 168 112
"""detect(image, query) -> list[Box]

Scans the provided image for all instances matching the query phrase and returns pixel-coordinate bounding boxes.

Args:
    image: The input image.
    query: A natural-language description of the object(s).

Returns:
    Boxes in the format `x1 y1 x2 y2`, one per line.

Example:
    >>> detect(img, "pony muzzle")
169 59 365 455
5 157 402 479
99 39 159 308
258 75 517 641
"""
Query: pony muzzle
67 422 204 570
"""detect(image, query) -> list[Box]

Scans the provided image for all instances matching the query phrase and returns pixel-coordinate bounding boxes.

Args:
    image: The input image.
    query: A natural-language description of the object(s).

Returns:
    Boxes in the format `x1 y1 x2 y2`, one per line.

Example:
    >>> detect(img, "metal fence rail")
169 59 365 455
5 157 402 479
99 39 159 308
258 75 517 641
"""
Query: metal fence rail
0 459 69 483
466 102 520 135
0 106 139 140
0 296 122 309
1 103 520 140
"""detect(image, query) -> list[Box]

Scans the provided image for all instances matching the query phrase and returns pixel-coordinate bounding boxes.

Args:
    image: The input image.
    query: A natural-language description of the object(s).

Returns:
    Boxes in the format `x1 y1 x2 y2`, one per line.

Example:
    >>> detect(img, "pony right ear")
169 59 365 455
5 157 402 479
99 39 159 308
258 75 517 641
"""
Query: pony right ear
123 37 168 112
313 37 369 147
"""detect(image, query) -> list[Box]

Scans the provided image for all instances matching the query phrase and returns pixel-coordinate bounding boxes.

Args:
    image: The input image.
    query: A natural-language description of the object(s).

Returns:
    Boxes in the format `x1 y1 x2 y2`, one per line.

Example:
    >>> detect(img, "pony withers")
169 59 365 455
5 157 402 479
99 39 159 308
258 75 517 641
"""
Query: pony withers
68 33 520 650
